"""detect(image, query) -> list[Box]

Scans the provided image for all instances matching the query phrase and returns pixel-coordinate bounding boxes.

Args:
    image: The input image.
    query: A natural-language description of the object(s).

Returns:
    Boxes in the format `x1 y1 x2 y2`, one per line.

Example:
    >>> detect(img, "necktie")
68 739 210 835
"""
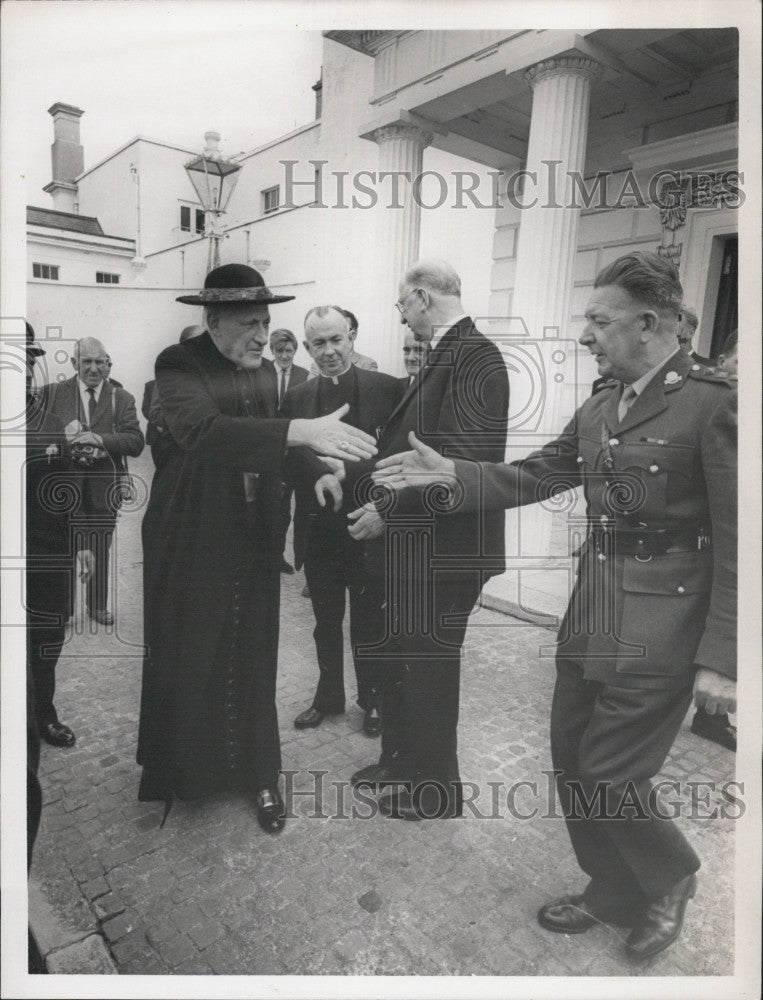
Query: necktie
279 369 286 405
617 384 637 422
87 387 97 426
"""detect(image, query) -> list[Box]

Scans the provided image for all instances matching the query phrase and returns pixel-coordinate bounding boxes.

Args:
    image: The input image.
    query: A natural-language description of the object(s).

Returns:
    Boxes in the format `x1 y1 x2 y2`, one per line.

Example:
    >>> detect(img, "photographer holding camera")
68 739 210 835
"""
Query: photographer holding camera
43 337 144 626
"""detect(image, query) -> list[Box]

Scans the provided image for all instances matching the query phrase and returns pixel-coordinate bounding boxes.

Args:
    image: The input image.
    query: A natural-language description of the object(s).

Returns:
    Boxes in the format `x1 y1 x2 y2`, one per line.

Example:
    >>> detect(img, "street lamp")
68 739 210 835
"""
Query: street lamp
184 131 242 273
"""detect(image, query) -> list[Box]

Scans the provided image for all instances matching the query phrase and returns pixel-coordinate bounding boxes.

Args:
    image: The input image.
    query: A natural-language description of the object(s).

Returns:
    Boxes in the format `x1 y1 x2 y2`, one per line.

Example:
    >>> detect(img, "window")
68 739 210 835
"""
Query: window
181 205 205 234
262 186 280 215
33 263 59 280
96 272 120 284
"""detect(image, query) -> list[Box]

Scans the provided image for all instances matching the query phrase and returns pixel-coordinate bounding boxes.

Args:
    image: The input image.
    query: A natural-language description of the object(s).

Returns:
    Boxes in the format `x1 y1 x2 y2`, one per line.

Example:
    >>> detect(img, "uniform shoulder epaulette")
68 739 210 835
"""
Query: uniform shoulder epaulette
687 364 737 385
591 377 618 396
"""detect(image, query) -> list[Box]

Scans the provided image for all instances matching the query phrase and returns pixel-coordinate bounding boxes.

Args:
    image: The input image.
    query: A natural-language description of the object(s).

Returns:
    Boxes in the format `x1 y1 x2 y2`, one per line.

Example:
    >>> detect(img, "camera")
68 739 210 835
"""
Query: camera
71 443 102 468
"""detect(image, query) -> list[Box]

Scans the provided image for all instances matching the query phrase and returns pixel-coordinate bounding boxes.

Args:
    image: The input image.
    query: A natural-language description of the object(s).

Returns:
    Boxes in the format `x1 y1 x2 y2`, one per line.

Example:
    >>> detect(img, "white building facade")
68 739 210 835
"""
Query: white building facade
26 29 740 604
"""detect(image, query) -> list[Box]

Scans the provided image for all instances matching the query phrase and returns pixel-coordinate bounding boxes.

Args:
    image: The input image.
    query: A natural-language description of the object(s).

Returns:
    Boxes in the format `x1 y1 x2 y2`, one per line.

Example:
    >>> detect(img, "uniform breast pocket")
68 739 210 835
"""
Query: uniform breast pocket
620 443 696 521
617 551 712 676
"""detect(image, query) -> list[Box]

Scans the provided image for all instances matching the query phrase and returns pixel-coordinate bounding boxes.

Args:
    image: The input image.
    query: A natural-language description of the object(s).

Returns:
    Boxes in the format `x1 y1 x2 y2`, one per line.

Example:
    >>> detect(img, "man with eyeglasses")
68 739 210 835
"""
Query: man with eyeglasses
347 258 509 821
43 337 144 626
372 251 737 963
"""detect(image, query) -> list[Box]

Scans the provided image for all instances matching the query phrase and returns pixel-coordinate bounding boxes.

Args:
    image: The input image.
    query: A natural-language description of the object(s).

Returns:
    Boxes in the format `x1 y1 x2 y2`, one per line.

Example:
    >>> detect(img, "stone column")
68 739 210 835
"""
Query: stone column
483 55 601 611
512 57 601 344
365 120 433 376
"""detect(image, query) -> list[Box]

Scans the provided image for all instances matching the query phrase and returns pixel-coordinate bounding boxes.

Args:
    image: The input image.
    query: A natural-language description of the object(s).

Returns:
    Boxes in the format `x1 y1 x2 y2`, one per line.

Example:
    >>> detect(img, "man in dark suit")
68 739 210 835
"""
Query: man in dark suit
282 306 404 735
348 259 509 819
374 252 736 962
400 331 426 388
270 328 309 573
677 306 714 365
44 337 144 625
25 325 97 770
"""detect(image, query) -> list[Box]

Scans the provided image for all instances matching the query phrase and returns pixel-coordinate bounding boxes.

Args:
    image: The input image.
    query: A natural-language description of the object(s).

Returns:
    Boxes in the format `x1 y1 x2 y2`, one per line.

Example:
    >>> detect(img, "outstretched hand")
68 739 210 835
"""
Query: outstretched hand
290 404 377 462
372 432 456 490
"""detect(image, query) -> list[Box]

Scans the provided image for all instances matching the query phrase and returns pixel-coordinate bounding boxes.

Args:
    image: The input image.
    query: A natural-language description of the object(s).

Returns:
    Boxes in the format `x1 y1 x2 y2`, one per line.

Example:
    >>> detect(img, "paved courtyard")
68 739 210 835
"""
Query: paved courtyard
28 451 736 981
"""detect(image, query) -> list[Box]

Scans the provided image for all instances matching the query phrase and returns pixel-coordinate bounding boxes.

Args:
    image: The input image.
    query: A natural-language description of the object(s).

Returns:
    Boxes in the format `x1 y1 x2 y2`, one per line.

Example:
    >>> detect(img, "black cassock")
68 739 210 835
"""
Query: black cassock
138 333 289 803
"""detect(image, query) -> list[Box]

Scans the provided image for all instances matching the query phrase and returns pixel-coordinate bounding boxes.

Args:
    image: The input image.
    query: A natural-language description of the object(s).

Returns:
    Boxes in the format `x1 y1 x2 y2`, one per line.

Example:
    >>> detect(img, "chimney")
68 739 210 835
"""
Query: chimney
43 102 84 213
312 71 323 119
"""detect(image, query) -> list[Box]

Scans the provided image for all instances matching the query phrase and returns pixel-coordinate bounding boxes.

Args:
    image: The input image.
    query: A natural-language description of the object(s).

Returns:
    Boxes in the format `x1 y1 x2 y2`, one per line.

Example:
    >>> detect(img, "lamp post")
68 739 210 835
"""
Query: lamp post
184 131 242 273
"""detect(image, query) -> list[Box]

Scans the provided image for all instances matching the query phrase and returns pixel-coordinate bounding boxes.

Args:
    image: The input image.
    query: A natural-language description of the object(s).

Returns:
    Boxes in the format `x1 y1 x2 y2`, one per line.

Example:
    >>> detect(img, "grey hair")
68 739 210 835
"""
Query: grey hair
594 251 683 317
73 337 107 360
303 305 349 330
403 259 461 298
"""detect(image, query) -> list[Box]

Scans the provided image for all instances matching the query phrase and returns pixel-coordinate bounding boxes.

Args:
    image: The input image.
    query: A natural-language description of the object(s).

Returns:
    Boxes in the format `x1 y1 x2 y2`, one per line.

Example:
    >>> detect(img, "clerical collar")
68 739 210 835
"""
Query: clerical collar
318 363 352 386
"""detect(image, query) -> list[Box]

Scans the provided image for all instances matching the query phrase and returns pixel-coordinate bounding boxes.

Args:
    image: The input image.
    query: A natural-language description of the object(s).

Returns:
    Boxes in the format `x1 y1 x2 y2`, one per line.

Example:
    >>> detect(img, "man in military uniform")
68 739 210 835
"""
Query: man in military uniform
374 251 736 962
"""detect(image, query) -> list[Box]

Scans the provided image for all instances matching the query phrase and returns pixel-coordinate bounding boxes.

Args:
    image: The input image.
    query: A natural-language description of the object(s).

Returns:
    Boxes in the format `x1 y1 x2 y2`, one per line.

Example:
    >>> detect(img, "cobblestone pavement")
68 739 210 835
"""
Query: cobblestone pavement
29 452 736 980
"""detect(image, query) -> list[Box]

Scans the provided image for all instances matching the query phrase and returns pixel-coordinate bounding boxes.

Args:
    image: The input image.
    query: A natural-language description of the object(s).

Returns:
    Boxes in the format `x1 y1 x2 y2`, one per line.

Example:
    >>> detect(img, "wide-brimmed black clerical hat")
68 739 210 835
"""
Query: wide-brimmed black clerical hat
176 264 295 305
26 321 45 355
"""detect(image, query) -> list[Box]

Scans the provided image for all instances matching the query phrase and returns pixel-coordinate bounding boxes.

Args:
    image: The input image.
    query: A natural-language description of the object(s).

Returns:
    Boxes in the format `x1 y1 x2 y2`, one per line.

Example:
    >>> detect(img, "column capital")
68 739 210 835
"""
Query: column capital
525 55 603 90
366 120 434 148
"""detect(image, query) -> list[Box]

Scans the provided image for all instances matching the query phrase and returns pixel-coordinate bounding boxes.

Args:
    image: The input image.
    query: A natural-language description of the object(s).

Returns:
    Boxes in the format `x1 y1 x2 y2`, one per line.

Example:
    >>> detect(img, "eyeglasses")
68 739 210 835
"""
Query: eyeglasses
395 289 419 315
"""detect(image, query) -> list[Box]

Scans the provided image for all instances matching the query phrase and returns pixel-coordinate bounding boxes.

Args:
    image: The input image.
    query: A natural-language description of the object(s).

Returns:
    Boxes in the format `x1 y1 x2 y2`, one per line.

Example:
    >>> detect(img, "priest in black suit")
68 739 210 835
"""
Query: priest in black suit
281 306 404 735
348 259 509 819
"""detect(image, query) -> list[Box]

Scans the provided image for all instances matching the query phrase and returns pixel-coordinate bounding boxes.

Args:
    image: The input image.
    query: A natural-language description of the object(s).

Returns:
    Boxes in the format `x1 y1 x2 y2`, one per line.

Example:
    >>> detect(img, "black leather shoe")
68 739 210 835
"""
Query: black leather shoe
362 706 382 737
690 707 736 751
537 894 635 934
625 873 697 961
293 706 344 729
279 557 294 575
89 609 114 626
350 762 399 790
294 707 324 728
41 722 76 748
378 788 420 820
379 786 463 820
255 788 286 834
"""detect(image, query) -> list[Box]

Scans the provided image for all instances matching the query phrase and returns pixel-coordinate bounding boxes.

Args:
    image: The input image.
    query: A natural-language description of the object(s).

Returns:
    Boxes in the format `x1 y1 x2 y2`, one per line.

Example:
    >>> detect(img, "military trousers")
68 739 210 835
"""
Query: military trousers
551 657 701 906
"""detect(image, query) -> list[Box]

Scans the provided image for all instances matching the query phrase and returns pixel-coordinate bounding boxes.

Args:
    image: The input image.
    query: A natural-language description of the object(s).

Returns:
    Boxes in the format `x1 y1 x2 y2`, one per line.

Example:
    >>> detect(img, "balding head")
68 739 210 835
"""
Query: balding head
72 338 109 388
74 337 107 361
303 306 354 377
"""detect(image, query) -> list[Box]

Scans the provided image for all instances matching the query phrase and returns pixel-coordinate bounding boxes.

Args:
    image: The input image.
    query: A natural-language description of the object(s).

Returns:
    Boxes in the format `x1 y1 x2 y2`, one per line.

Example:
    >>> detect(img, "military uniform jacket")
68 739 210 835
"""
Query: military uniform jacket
454 351 737 688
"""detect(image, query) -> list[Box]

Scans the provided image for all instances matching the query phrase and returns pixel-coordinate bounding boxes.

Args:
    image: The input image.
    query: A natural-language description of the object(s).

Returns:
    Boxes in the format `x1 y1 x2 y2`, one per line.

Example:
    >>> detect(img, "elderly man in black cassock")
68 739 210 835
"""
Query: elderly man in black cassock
137 265 377 832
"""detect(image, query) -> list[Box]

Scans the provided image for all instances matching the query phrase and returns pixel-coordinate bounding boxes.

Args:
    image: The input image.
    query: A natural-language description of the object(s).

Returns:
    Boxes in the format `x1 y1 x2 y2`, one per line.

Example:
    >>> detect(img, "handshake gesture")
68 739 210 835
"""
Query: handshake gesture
372 431 456 491
345 432 457 540
289 404 377 463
